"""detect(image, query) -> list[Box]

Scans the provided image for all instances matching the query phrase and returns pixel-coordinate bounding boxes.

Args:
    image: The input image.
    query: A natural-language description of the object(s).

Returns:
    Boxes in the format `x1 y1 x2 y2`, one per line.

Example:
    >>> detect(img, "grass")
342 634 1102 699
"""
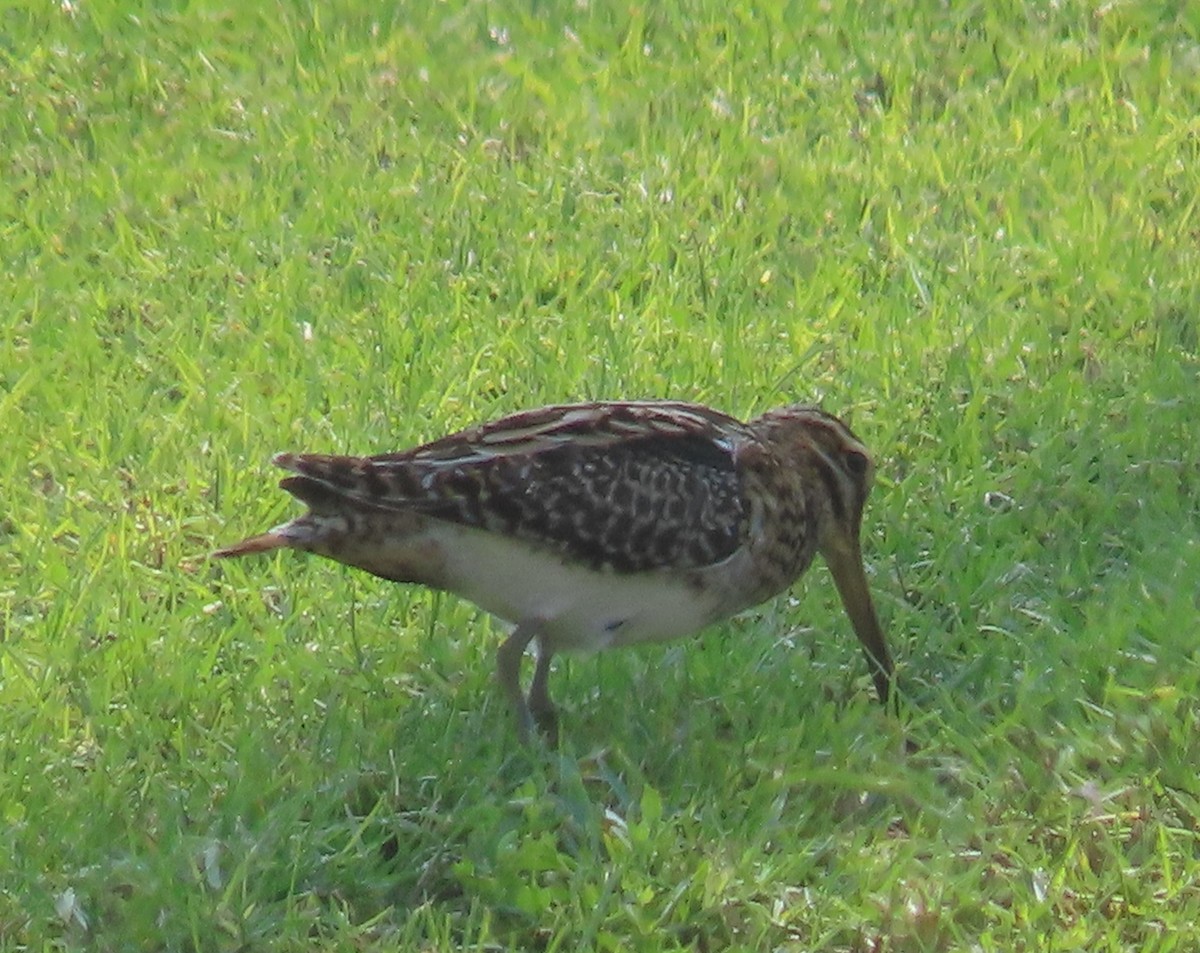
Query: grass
3 0 1199 948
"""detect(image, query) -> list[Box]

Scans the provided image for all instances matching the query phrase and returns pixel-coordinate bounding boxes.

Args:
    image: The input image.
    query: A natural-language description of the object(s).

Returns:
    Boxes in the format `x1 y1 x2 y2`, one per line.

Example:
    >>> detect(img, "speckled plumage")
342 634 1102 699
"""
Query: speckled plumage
214 400 894 741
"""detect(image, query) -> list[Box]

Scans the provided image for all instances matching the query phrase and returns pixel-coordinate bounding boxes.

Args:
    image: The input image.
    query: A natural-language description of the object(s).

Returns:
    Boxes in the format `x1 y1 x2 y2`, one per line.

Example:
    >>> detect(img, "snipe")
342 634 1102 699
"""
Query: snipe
214 400 894 741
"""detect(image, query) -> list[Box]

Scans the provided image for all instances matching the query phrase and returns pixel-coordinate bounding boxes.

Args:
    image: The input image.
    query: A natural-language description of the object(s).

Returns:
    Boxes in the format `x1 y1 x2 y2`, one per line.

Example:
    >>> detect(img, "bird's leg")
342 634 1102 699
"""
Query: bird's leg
495 624 560 745
527 643 559 746
496 623 539 742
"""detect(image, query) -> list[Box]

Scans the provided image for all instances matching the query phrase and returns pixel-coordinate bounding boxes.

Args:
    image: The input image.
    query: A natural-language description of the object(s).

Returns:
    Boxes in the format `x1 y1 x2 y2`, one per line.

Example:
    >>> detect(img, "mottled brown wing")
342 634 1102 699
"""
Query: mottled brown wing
278 401 753 573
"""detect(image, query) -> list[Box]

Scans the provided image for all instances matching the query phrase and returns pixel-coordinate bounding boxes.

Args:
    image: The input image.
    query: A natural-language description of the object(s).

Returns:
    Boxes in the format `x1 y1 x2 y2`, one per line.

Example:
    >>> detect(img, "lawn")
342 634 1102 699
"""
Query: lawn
3 0 1199 949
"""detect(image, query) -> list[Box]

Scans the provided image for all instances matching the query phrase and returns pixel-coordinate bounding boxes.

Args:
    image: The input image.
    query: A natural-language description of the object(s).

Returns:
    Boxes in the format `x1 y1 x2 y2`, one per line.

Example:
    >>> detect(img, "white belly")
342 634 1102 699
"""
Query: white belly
429 523 727 653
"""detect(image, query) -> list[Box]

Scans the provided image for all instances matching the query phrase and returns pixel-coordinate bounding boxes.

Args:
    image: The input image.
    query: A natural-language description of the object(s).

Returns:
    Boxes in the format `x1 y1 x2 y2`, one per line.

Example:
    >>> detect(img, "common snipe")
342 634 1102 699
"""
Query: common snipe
214 401 894 741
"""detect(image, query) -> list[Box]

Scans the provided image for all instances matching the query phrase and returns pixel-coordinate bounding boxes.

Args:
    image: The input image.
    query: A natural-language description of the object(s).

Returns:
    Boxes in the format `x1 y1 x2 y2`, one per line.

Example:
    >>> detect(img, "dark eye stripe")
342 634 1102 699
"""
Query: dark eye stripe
808 451 847 522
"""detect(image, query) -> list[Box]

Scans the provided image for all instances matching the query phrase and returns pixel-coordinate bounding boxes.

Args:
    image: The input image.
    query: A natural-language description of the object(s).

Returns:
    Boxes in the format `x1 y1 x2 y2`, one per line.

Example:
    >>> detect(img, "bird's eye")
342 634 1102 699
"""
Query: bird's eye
844 449 869 477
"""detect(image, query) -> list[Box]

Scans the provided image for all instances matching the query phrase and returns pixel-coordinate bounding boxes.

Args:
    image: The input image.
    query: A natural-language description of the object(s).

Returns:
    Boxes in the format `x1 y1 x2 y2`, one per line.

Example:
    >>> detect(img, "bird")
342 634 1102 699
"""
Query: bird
213 400 894 742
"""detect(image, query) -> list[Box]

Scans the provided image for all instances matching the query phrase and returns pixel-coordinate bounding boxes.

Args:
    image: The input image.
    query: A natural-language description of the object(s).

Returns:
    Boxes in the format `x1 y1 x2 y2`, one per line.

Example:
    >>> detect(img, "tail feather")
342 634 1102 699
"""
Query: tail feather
213 452 368 559
278 475 352 513
274 452 408 511
274 452 363 491
212 531 290 558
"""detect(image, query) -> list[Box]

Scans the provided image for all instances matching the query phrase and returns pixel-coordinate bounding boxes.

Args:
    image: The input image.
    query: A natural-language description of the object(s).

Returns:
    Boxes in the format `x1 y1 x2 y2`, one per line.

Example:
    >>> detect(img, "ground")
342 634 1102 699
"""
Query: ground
2 1 1199 949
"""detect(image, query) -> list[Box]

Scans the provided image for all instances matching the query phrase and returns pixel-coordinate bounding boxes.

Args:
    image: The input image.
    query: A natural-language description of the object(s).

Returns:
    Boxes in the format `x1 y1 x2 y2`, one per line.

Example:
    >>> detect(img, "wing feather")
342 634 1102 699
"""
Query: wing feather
275 401 753 572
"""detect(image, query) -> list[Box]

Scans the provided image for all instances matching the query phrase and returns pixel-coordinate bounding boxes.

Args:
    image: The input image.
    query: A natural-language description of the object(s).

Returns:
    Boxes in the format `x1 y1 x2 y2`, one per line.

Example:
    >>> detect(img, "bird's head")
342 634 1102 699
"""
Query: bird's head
752 404 893 704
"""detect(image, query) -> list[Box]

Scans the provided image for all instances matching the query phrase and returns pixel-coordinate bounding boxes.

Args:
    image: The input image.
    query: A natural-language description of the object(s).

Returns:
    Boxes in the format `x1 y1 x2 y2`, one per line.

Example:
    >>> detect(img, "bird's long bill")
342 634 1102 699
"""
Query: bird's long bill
823 539 894 705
